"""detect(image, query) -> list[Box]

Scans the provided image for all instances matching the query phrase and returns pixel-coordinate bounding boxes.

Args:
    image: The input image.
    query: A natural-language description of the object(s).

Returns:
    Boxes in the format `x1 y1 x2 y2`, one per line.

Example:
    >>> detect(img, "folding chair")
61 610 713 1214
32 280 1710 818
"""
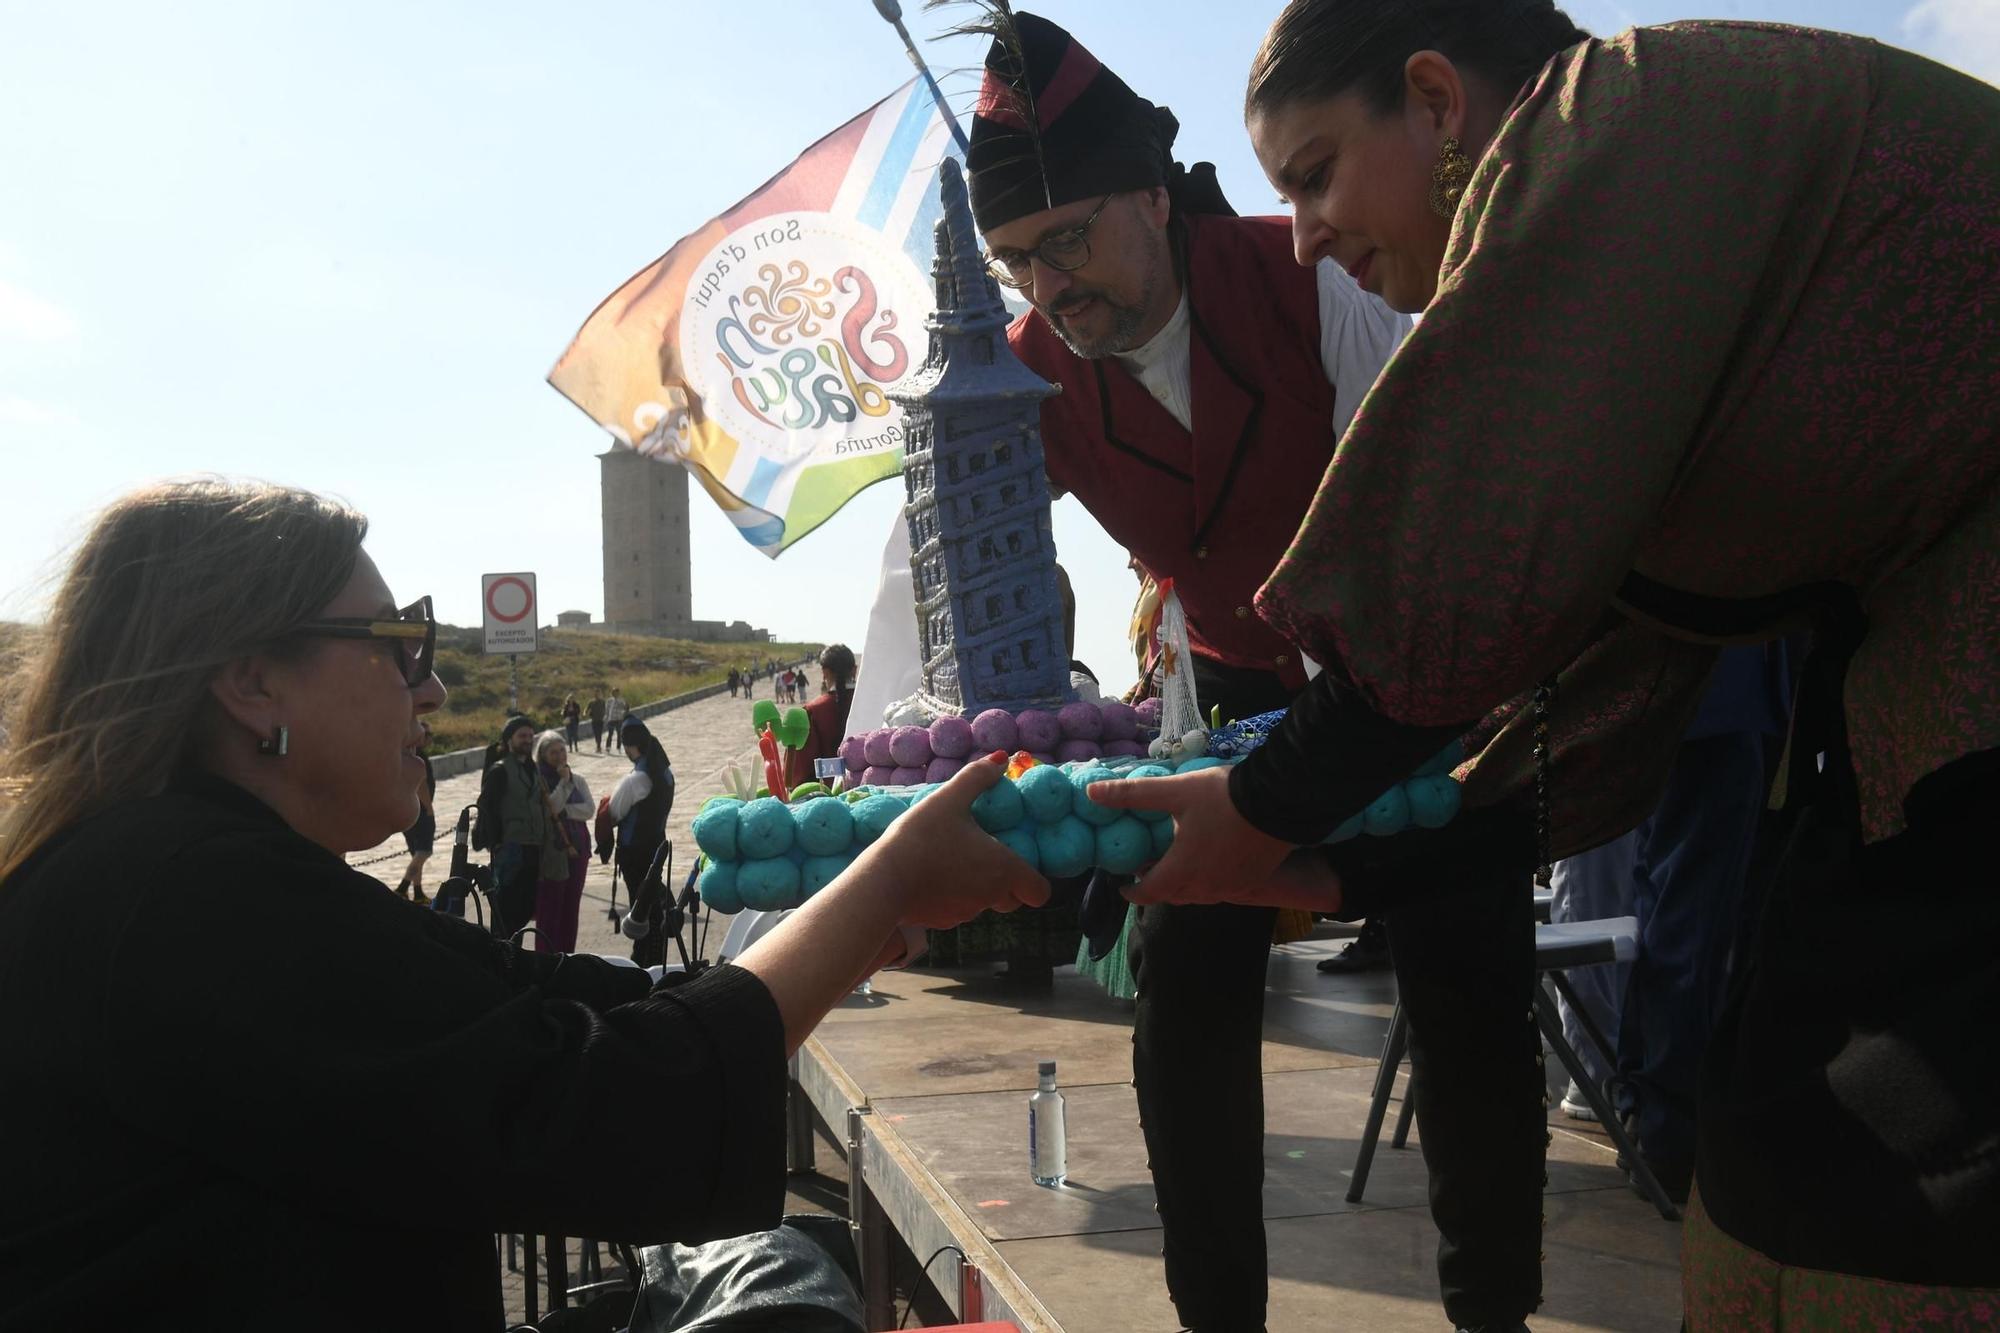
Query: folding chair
1344 916 1682 1222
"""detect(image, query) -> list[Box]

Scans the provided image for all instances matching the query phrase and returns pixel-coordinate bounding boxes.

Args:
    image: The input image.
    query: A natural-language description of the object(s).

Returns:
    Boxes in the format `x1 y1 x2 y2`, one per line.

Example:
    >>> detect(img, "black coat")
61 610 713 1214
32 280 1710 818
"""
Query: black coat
0 776 786 1330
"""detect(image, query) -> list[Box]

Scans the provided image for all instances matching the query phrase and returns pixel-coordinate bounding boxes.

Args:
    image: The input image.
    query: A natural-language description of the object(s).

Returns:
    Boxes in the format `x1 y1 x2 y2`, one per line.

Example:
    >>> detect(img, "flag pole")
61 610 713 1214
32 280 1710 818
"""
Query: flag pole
871 0 971 153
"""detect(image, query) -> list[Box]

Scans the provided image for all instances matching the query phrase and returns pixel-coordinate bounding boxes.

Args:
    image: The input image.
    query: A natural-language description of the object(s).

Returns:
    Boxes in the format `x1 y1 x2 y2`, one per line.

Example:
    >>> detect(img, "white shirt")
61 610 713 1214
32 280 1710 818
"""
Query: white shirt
1113 260 1410 436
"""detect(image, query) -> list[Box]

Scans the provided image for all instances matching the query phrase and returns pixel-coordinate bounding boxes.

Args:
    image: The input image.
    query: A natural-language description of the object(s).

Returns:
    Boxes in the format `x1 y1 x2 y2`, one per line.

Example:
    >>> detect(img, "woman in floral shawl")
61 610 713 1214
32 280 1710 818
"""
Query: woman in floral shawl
1095 1 2000 1324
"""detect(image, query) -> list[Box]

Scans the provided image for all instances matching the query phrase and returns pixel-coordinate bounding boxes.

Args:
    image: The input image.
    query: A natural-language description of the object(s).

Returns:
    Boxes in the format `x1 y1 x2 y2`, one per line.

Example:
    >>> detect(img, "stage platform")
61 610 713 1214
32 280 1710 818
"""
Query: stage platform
787 929 1683 1332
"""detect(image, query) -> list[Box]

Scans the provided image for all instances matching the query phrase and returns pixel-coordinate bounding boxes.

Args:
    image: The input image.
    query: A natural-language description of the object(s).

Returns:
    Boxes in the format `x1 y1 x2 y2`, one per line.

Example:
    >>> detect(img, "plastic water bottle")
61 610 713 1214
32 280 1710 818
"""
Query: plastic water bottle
1029 1059 1067 1187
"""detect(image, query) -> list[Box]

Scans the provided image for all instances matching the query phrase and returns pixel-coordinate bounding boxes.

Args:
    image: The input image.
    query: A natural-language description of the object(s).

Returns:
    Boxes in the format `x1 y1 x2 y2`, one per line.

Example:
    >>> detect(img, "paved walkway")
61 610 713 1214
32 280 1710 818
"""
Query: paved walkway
349 687 775 959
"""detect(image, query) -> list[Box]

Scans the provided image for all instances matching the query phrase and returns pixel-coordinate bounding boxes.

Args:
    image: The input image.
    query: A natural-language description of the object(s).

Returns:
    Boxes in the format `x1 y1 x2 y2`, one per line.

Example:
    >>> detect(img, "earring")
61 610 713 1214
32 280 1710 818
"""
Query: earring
1428 136 1474 220
256 725 289 757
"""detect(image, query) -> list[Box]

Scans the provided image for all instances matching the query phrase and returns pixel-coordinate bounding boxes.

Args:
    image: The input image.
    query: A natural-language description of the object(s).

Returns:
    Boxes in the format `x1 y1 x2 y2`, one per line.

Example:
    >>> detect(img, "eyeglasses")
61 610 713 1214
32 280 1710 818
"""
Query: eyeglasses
290 596 437 688
983 193 1118 290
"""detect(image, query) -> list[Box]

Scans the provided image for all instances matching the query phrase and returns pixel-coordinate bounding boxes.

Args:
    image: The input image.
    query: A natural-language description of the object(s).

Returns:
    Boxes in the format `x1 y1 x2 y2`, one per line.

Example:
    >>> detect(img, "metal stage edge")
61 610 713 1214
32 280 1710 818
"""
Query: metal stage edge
790 1038 1061 1331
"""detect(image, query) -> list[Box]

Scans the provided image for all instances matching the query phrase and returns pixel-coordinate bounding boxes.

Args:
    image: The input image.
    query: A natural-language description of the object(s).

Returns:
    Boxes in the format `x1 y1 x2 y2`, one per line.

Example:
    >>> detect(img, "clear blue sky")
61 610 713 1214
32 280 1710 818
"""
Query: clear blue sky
3 0 1992 683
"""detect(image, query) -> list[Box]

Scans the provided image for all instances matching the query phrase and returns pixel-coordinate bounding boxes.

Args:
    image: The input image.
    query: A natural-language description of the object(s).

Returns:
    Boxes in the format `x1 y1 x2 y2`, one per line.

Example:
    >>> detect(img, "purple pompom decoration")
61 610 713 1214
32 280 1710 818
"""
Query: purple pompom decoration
1133 697 1163 728
862 729 896 768
1099 701 1139 741
1057 700 1104 741
925 755 966 783
928 714 975 759
888 725 933 768
1056 739 1102 763
861 764 896 787
889 766 927 787
840 734 868 770
1102 739 1149 758
970 709 1018 753
1015 709 1061 754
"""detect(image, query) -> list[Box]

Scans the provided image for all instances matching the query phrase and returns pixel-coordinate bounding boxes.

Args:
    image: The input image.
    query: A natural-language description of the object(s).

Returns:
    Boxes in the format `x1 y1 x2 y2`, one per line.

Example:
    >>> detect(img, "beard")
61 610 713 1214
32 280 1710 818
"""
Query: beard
1040 228 1172 359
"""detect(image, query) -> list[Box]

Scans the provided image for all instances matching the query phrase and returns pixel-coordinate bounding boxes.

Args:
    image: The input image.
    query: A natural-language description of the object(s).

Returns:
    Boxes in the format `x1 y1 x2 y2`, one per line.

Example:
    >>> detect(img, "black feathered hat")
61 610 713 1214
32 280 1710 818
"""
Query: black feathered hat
964 9 1232 232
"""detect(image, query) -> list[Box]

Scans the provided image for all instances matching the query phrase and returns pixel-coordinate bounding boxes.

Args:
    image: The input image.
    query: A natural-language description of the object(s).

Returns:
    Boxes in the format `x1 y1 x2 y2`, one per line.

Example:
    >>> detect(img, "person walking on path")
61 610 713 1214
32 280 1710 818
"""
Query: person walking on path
393 721 436 905
472 714 547 938
586 693 606 752
604 687 628 739
532 731 593 953
561 694 581 750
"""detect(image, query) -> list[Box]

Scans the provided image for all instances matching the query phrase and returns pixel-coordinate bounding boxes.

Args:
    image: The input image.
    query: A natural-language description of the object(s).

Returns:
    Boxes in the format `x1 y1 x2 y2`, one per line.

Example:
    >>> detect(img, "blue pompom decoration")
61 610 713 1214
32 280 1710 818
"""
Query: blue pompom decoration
738 856 802 910
1035 816 1095 879
1071 765 1121 827
699 859 743 914
1406 775 1462 829
793 798 854 857
850 793 908 846
1361 785 1411 837
691 802 741 861
1327 812 1365 843
801 855 849 897
1096 817 1152 875
1118 763 1175 822
737 797 796 860
1016 763 1073 824
1175 756 1228 775
971 777 1026 833
1148 817 1175 860
994 824 1040 871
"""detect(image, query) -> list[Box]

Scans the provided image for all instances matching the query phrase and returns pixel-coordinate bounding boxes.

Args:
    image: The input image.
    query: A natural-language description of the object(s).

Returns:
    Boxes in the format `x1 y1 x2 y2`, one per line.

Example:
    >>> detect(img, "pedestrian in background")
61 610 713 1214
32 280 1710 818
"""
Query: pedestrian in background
471 714 547 937
586 692 605 752
393 720 436 905
604 686 627 738
532 731 593 954
560 694 581 749
610 718 676 966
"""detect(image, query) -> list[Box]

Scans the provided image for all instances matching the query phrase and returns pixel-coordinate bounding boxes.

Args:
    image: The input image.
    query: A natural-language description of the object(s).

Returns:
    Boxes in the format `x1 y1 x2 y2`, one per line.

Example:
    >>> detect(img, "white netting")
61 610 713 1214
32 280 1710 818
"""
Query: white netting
1157 583 1204 743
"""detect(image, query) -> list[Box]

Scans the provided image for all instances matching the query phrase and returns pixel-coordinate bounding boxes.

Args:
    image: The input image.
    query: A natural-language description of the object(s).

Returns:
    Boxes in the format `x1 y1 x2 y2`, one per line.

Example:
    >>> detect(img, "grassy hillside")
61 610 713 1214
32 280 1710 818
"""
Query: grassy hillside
424 627 820 756
0 621 818 760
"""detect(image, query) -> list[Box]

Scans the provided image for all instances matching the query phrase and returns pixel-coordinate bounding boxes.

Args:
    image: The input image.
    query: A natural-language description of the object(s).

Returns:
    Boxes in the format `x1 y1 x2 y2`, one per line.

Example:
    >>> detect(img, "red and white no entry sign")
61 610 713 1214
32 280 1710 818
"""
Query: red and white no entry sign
481 572 538 654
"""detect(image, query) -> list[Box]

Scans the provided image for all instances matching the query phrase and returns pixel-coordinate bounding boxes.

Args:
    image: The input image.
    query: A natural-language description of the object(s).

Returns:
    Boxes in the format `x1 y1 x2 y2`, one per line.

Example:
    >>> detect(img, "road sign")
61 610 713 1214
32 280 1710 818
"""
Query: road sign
482 572 538 654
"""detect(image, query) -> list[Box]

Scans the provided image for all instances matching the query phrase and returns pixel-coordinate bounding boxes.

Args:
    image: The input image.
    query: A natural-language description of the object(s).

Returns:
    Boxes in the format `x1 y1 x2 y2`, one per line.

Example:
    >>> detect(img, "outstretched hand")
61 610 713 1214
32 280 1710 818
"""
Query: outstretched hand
863 754 1053 929
1087 765 1343 912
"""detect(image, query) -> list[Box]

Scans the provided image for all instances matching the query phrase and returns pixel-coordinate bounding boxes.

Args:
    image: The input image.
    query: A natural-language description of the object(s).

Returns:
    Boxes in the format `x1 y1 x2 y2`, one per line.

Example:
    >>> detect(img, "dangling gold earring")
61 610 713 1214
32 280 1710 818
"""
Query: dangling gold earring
1428 136 1473 220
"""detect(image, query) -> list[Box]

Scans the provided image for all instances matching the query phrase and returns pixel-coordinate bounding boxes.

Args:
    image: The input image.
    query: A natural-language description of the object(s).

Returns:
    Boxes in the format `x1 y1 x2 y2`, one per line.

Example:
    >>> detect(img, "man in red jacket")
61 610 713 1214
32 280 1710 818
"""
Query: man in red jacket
968 15 1544 1333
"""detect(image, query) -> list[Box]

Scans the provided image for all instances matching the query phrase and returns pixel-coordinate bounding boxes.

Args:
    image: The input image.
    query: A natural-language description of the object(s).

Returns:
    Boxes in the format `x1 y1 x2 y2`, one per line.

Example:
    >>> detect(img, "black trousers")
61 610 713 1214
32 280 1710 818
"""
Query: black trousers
1130 659 1544 1331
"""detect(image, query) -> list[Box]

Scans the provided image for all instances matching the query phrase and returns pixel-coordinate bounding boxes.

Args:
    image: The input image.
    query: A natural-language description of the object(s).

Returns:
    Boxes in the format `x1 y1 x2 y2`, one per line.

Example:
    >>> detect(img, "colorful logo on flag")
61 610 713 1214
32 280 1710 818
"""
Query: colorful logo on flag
548 81 955 556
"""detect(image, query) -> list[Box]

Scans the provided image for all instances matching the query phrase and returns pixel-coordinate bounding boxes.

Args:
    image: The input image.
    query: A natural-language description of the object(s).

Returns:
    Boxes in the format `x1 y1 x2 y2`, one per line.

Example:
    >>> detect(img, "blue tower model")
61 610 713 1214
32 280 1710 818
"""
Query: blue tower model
893 158 1070 720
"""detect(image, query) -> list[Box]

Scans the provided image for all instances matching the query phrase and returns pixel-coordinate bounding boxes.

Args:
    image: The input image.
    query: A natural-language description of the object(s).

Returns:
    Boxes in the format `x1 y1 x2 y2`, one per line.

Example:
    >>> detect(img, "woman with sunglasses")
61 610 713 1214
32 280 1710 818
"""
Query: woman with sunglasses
0 479 1048 1327
1091 2 2000 1325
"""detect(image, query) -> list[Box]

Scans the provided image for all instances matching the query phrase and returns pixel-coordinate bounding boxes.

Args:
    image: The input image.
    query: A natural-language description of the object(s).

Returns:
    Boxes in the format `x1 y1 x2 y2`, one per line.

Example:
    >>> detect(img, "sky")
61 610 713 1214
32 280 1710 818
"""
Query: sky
4 0 1995 685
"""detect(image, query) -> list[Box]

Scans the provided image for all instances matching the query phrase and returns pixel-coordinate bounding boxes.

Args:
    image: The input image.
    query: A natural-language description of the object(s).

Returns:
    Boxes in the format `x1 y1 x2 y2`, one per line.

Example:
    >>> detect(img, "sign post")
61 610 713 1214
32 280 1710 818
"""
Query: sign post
481 573 538 713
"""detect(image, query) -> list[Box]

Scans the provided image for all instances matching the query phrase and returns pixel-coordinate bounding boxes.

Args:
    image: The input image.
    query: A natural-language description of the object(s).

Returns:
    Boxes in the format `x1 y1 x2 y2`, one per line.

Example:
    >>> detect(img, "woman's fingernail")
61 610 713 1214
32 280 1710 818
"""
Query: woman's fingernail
986 749 1009 764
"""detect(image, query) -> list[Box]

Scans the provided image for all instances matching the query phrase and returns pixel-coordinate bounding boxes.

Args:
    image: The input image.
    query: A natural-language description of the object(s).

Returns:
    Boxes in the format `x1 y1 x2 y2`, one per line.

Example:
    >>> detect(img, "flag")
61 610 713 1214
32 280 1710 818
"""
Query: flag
548 80 957 556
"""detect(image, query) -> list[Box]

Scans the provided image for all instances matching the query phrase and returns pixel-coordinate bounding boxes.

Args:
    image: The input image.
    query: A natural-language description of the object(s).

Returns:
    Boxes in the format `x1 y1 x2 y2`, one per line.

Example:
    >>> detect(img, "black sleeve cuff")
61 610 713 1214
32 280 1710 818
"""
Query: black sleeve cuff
644 963 790 1242
1228 671 1475 844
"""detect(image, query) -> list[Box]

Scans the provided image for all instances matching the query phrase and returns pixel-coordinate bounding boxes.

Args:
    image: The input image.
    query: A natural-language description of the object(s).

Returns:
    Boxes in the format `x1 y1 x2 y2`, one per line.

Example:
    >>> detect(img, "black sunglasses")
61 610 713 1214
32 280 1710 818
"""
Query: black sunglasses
290 596 437 687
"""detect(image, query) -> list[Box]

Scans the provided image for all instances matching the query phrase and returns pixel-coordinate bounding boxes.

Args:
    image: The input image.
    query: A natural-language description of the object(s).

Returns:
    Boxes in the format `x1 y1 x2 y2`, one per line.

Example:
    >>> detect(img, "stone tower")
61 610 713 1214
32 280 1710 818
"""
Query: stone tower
893 158 1069 719
599 445 693 632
